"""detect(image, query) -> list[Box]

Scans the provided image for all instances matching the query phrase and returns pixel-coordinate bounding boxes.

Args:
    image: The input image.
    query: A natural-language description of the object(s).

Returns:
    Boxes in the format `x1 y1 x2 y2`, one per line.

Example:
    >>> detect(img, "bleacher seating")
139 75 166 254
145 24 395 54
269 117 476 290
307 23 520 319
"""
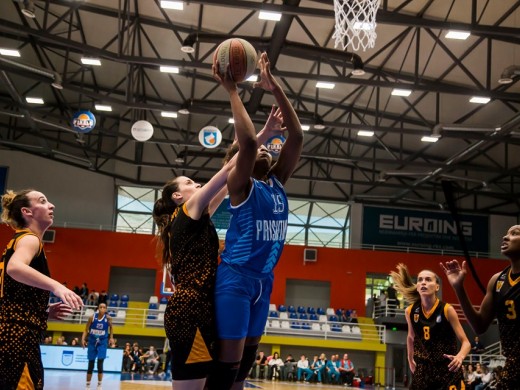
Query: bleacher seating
299 313 308 320
159 296 168 305
326 307 335 316
269 303 277 312
269 311 279 318
307 307 316 315
120 294 129 303
108 299 119 308
270 320 280 328
288 305 296 313
317 307 325 315
158 303 167 312
278 304 286 312
289 312 298 319
279 312 288 320
309 314 318 321
112 310 126 325
297 306 306 314
110 294 119 301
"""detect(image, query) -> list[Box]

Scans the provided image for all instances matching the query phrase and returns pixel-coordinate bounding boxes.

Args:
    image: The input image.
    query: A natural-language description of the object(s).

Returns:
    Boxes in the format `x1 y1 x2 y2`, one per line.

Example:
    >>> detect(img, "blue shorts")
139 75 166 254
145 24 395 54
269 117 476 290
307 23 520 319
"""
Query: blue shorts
214 262 273 340
87 338 107 361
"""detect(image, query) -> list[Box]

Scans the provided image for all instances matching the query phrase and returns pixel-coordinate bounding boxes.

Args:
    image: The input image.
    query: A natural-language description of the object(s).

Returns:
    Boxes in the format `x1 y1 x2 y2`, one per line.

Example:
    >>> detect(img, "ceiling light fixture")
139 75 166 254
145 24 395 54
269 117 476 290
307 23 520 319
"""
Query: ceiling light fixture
469 96 490 104
178 101 191 114
301 125 310 131
259 11 282 21
161 111 178 118
81 57 102 66
0 48 21 57
391 88 412 97
316 82 335 89
246 74 258 82
228 118 235 124
498 65 520 85
180 34 196 53
26 97 44 104
160 66 179 73
358 130 374 137
445 30 470 40
21 0 36 18
421 136 439 143
160 1 183 10
95 104 112 111
314 117 325 130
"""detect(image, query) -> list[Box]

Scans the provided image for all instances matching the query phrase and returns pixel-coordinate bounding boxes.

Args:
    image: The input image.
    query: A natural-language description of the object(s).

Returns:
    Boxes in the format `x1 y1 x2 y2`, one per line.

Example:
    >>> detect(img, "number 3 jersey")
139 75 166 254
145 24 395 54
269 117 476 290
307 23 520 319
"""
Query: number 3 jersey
406 299 457 363
493 267 520 364
221 175 288 277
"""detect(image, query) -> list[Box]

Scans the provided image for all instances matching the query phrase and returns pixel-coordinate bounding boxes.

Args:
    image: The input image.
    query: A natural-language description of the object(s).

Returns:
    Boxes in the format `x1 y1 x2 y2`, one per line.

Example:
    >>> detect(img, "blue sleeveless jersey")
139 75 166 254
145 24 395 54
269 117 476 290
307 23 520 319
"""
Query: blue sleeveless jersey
88 313 109 343
221 175 288 276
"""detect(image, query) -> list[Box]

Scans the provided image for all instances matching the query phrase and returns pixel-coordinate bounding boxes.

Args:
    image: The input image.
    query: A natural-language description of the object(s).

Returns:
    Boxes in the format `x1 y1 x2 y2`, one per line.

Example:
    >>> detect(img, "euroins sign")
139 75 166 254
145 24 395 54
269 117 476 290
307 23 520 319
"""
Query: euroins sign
362 206 489 253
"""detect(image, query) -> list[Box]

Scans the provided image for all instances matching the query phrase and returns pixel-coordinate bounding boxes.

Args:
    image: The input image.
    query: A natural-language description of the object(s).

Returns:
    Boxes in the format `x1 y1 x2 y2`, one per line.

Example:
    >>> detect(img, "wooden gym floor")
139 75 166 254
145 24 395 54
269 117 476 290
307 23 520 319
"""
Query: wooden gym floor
44 370 388 389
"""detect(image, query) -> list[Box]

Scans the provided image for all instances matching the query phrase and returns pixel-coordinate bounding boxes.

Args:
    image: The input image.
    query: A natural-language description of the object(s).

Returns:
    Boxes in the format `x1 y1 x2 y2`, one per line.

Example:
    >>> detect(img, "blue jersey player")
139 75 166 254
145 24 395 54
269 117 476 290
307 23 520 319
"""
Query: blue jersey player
82 303 113 390
207 52 304 390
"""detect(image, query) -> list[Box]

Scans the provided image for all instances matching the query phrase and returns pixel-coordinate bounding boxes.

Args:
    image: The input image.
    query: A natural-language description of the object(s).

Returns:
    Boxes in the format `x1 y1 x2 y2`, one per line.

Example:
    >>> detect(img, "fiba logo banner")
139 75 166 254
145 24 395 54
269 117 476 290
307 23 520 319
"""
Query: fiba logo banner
198 126 222 148
72 110 96 133
265 135 285 156
61 350 74 366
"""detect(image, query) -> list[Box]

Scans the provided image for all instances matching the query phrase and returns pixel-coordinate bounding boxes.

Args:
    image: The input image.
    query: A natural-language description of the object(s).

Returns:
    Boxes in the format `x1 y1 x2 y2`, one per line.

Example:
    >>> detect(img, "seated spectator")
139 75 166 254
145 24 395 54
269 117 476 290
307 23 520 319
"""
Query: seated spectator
470 336 485 363
70 338 79 346
56 335 67 345
475 365 492 390
267 352 284 380
122 343 132 373
487 366 502 390
326 354 341 384
251 351 268 379
129 343 143 373
143 345 160 375
339 353 355 385
297 354 313 382
86 290 98 306
281 354 296 381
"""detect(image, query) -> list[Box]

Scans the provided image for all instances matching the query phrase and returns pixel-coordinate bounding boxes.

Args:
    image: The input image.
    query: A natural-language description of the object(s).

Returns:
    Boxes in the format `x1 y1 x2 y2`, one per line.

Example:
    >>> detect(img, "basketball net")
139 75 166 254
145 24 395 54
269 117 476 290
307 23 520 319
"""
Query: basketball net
333 0 381 52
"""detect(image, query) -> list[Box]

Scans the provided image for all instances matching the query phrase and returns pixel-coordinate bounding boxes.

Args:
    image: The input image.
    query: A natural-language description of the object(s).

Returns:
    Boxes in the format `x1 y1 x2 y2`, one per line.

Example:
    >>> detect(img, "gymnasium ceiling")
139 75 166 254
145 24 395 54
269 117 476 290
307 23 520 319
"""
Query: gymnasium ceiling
1 0 520 215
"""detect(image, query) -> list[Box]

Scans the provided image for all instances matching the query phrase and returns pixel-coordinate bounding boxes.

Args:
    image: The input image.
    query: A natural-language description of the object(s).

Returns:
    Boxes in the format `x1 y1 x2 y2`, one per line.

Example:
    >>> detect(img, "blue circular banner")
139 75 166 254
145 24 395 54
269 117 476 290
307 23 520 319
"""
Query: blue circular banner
72 110 96 133
265 135 285 156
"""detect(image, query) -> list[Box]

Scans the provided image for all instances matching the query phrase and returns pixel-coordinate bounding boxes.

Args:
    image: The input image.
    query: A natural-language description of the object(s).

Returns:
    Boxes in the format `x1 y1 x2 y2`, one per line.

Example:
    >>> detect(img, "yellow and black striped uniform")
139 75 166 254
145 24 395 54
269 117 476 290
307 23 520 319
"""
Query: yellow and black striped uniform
0 229 50 390
493 267 520 390
165 204 219 381
406 299 465 390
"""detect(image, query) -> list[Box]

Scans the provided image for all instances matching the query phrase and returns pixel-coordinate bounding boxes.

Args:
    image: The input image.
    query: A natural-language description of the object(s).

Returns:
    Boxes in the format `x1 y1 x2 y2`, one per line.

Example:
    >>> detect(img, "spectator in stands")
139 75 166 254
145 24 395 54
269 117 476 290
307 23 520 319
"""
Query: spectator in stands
129 343 143 375
326 354 341 384
366 295 376 317
109 338 117 348
487 366 502 390
251 351 268 379
378 290 387 316
465 364 476 387
70 338 79 346
122 344 132 373
339 353 355 385
144 345 160 375
470 336 485 363
56 335 67 345
297 354 313 382
98 290 108 305
0 189 83 390
387 283 398 316
82 302 114 390
392 263 470 390
475 364 492 390
441 225 520 389
280 354 296 381
80 282 89 303
267 352 284 380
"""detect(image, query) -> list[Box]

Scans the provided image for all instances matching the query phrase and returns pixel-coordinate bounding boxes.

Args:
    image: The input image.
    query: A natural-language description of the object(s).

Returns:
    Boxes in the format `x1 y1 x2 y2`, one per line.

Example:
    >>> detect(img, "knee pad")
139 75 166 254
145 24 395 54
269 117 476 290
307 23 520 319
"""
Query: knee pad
206 361 240 390
97 359 104 374
235 344 258 382
87 360 95 374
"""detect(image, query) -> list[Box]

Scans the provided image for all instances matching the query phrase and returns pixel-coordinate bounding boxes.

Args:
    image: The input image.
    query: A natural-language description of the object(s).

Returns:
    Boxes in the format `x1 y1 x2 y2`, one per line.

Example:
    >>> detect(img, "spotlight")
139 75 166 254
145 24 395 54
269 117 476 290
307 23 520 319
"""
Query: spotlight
314 116 325 130
181 34 196 54
178 100 191 114
51 73 63 90
21 0 36 18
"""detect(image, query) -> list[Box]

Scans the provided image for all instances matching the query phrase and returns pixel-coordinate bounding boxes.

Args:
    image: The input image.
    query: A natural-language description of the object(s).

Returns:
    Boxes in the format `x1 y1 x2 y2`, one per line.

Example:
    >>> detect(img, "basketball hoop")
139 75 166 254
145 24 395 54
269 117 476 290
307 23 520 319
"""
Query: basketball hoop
333 0 381 52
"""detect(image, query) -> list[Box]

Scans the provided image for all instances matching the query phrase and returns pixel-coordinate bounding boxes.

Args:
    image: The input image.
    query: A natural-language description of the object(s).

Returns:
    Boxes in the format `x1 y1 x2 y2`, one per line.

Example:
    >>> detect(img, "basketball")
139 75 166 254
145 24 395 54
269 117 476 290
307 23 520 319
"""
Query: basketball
214 38 257 82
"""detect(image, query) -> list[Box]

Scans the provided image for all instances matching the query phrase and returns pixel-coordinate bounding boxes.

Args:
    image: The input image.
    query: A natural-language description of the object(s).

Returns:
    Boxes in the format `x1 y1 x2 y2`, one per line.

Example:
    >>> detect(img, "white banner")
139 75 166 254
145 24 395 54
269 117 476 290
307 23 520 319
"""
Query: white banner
41 345 123 372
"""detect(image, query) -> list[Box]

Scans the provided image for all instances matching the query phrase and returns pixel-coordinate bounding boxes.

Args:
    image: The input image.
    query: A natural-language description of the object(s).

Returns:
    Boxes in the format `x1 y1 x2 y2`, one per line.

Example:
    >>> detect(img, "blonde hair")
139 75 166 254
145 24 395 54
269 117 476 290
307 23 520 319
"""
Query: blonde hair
390 263 420 304
1 189 34 229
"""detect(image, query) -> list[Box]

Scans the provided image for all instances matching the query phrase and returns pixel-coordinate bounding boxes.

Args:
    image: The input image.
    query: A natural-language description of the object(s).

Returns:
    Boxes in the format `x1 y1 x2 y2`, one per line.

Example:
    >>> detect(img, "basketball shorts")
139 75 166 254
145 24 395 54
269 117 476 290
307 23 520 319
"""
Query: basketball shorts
0 321 44 389
165 289 215 380
214 262 273 340
87 338 108 361
410 359 464 390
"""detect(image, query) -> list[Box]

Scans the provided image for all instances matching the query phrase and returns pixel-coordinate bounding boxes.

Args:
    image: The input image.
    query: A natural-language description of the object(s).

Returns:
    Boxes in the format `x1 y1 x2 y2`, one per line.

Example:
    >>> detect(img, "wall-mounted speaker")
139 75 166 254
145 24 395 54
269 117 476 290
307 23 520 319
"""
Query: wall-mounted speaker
304 248 317 262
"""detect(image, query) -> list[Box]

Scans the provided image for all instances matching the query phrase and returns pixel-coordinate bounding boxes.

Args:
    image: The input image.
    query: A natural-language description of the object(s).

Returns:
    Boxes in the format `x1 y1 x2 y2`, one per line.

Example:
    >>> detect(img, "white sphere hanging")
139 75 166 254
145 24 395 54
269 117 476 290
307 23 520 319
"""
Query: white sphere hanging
198 126 222 148
131 120 154 142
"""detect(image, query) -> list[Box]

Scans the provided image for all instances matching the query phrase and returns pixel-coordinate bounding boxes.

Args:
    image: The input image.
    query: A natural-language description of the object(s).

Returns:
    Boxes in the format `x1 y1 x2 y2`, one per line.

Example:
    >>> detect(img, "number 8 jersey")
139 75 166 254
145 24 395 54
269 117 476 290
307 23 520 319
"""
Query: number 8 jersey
406 299 457 363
